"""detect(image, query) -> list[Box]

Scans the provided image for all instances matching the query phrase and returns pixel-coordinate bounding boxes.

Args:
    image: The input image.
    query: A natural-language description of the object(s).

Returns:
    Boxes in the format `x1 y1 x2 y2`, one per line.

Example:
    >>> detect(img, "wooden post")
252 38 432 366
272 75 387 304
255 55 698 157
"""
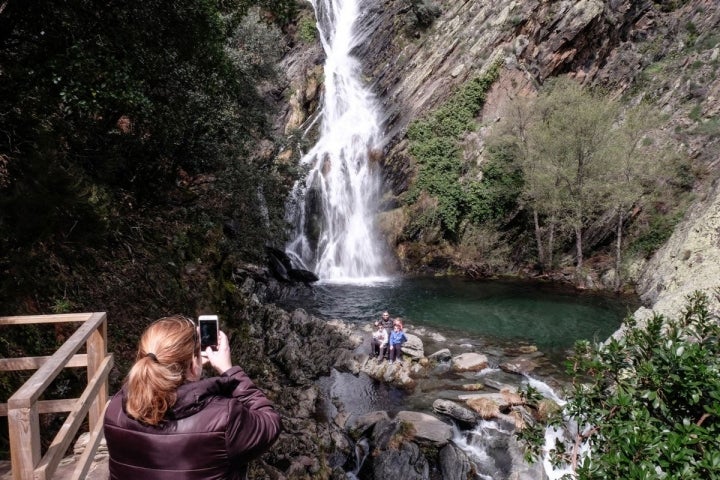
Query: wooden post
8 405 40 480
85 313 108 430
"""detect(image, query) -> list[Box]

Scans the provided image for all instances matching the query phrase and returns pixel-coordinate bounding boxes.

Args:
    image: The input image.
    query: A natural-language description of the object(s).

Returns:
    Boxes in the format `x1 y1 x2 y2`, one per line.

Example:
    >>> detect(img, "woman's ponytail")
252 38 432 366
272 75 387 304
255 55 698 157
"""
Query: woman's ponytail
124 316 197 425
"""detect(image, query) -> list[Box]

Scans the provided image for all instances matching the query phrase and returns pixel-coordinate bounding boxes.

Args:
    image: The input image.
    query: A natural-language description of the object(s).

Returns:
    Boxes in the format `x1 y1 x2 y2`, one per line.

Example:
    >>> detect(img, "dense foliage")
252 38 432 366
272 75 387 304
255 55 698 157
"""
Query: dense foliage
405 60 508 239
0 0 300 458
520 292 720 478
0 0 295 311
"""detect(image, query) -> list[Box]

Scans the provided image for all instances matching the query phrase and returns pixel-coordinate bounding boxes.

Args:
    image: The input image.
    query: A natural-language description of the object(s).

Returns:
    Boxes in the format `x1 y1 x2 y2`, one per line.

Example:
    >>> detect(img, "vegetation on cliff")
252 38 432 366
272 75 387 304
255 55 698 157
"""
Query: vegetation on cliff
404 60 510 240
402 67 690 285
489 78 679 285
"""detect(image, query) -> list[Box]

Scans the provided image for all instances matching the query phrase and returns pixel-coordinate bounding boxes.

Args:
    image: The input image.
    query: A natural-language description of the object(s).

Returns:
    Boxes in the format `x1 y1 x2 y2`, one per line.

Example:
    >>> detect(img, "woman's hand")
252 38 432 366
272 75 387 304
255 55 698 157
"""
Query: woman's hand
203 330 233 374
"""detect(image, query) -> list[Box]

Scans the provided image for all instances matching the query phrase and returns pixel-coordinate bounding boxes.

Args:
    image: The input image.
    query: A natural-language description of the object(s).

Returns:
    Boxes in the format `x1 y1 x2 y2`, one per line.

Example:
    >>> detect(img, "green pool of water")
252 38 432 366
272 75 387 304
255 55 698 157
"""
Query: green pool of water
282 276 639 353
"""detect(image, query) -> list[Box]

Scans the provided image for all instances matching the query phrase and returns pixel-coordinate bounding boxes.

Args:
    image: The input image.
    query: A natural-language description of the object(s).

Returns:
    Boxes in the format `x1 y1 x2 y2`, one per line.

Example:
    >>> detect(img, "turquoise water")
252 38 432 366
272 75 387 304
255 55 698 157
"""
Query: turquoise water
282 277 639 354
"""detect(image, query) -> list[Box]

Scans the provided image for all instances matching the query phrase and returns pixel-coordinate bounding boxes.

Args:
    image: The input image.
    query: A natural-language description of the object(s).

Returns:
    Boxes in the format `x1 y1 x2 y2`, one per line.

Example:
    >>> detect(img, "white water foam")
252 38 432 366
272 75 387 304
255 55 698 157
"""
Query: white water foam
286 0 389 282
453 375 591 479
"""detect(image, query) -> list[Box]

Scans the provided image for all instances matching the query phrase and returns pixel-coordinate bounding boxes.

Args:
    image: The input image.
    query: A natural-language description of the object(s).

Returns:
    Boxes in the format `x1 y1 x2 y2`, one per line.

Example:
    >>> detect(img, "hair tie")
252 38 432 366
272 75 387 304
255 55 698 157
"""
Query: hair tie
146 352 159 363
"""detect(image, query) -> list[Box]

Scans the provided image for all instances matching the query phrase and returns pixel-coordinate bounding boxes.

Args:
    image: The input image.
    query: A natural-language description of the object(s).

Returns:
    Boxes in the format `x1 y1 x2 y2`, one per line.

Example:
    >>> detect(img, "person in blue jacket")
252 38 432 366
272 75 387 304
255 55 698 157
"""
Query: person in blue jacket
388 319 408 364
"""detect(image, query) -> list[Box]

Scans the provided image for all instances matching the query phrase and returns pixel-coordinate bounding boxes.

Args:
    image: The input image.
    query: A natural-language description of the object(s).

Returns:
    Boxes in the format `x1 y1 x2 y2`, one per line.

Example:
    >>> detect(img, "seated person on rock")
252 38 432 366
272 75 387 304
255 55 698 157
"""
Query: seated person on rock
371 320 388 360
388 319 408 364
104 315 281 480
380 311 393 358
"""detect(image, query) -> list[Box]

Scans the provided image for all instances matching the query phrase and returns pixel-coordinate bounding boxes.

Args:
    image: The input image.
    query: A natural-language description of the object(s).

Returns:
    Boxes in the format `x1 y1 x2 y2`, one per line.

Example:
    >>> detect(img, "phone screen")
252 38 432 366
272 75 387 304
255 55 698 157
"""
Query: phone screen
199 316 218 350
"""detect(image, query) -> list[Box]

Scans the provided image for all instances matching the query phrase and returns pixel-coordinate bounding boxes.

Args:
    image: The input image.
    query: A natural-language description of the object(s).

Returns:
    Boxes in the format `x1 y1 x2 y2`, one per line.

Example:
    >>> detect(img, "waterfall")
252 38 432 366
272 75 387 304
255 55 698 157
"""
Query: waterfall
285 0 388 283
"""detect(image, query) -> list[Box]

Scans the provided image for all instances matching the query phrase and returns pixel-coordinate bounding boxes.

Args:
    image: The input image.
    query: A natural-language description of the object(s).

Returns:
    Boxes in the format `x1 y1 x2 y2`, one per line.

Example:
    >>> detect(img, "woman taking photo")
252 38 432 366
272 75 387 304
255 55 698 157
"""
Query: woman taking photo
104 315 281 479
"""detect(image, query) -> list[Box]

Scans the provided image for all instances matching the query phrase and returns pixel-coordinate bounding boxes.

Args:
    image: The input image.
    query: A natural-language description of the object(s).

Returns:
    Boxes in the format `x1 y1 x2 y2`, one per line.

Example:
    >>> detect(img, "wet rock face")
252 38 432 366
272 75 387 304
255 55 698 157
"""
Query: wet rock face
370 440 430 480
439 444 474 480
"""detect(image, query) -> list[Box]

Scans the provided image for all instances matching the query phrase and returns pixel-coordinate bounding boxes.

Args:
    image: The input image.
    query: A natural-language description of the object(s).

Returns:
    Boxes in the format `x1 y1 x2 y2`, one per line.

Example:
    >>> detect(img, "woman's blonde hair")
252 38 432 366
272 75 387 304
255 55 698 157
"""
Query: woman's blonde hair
125 315 198 425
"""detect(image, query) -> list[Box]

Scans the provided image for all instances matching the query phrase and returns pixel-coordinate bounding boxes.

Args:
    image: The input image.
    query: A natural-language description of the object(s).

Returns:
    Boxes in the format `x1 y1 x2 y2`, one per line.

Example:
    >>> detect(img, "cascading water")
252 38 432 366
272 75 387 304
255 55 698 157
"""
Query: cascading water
453 374 590 479
285 0 388 282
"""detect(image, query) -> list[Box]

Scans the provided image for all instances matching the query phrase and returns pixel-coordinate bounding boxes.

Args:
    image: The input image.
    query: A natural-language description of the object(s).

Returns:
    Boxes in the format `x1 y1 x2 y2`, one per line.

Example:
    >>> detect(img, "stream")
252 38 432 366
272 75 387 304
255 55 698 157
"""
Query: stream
279 276 638 413
278 276 639 478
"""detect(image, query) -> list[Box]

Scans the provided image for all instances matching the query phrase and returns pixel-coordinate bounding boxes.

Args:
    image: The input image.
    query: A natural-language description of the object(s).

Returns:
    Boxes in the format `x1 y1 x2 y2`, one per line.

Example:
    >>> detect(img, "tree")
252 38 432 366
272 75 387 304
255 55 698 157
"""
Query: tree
493 78 665 281
602 102 666 290
0 0 294 307
491 96 563 269
528 79 618 275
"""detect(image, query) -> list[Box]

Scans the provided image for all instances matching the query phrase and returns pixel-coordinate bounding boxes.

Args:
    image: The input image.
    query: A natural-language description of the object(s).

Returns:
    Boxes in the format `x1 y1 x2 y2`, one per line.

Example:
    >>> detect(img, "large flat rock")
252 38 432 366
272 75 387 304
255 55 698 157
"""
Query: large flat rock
395 411 452 446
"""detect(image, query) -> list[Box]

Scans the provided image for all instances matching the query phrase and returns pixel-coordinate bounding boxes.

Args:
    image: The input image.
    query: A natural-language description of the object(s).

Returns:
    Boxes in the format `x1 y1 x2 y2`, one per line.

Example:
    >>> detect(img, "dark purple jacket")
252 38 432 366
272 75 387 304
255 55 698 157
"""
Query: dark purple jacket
104 366 281 480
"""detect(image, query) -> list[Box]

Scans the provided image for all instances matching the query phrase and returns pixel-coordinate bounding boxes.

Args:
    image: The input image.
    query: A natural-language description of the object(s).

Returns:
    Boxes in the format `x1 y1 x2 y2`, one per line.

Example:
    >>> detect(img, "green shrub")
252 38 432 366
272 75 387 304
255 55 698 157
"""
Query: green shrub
406 60 503 237
298 16 317 43
519 291 720 478
466 142 523 224
629 209 683 258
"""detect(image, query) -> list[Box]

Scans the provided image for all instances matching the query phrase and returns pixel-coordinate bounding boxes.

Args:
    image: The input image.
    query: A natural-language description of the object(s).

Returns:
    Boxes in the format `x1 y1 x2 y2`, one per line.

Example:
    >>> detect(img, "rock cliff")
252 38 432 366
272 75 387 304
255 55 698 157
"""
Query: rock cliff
275 0 720 314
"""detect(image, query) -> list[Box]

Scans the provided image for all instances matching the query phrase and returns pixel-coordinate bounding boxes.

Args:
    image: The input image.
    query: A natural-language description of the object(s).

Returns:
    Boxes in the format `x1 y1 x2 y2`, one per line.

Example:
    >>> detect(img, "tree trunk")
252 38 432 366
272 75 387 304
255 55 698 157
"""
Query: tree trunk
547 215 555 268
575 223 583 272
533 208 545 268
615 206 623 291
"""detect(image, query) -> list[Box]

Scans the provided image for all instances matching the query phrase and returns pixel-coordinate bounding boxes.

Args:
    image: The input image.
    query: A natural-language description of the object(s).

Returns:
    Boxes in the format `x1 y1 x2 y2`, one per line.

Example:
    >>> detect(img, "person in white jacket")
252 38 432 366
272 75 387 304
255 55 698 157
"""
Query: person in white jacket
371 321 388 361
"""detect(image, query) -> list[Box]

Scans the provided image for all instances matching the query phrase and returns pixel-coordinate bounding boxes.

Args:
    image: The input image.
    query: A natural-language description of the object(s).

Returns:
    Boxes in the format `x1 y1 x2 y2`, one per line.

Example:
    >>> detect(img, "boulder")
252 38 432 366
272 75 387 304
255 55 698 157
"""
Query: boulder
499 356 539 375
459 391 524 405
287 268 319 283
403 333 424 359
427 348 452 362
369 442 429 480
347 410 390 433
439 444 474 480
461 383 484 391
451 352 489 372
267 250 291 282
359 355 421 390
463 391 525 419
265 246 293 271
432 399 479 427
504 344 538 356
395 411 453 446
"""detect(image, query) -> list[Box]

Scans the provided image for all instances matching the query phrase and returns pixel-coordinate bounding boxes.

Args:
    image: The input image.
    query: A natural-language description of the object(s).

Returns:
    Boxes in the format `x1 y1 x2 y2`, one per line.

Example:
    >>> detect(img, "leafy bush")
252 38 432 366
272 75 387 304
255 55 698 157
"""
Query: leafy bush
0 1 295 309
628 209 684 258
520 291 720 478
298 16 317 43
406 60 503 237
466 142 523 224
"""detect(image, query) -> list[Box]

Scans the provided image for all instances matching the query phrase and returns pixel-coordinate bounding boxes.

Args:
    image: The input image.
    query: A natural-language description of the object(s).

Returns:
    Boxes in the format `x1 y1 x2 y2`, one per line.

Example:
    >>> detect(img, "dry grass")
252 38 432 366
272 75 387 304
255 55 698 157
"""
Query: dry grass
387 420 417 450
500 388 524 405
508 409 526 430
461 383 485 391
466 398 500 419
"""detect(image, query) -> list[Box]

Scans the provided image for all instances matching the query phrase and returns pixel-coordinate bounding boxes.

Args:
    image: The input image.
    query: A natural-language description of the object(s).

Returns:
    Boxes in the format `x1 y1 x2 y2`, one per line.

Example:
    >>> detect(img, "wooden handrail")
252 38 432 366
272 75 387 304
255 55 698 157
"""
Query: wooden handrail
0 312 113 480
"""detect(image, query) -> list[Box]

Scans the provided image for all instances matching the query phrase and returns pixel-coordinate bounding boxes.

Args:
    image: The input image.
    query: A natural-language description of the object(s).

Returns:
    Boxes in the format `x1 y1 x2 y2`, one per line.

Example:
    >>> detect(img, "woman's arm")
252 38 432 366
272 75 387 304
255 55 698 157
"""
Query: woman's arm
224 366 282 459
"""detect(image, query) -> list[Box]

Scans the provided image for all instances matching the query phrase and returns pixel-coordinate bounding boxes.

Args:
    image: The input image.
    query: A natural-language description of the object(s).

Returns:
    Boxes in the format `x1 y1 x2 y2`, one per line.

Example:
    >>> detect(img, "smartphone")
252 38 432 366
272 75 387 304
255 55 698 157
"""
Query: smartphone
198 315 219 351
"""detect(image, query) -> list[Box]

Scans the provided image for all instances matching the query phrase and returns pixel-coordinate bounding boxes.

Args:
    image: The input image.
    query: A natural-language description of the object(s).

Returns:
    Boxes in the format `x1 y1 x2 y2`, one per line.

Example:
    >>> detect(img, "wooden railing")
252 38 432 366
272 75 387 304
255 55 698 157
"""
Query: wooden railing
0 313 113 480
